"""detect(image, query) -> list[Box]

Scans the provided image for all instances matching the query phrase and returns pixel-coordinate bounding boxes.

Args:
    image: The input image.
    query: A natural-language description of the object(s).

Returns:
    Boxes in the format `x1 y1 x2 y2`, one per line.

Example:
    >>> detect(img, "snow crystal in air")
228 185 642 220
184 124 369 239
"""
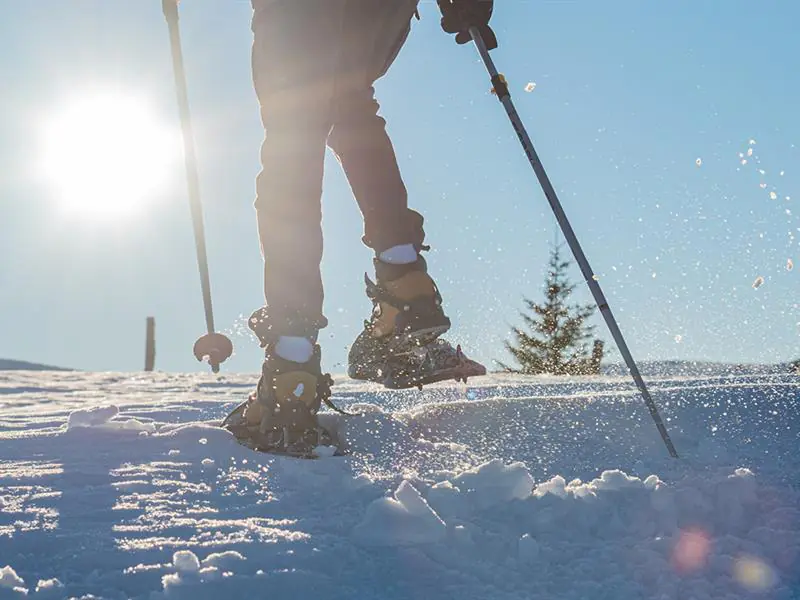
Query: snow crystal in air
747 148 754 157
770 191 777 200
749 138 757 145
524 82 536 92
752 276 764 289
201 458 215 466
695 158 702 167
787 258 794 271
760 183 767 189
675 334 683 343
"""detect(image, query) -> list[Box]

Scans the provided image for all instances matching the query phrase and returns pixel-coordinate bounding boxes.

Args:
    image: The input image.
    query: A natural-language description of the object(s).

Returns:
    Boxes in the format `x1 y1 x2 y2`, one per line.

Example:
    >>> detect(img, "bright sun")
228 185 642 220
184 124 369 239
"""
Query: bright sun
38 89 180 218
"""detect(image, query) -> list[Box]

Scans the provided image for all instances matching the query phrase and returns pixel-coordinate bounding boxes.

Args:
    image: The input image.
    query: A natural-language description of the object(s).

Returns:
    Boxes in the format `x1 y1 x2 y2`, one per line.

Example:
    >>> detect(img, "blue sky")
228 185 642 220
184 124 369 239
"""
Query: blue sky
1 1 798 373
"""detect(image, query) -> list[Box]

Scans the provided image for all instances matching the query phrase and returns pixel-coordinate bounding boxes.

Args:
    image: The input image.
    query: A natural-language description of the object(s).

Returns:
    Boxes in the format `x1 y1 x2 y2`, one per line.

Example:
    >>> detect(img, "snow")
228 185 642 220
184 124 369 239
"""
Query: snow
354 480 446 546
0 566 26 594
0 369 798 599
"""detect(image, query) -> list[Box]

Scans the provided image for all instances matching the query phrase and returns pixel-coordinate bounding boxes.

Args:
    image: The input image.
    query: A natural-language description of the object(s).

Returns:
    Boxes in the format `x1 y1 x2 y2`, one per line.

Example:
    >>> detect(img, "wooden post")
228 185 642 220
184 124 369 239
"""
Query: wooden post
590 340 605 375
145 317 156 372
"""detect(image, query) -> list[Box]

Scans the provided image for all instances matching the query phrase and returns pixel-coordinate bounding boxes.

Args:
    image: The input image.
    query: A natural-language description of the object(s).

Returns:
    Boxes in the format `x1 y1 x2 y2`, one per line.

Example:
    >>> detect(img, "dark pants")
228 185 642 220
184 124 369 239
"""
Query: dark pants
251 0 420 339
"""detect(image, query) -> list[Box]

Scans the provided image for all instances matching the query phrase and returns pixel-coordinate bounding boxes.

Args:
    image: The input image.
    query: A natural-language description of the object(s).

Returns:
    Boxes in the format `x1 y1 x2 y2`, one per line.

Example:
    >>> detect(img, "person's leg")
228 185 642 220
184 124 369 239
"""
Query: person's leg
327 1 449 351
327 0 419 253
251 0 341 346
327 1 484 388
246 0 343 447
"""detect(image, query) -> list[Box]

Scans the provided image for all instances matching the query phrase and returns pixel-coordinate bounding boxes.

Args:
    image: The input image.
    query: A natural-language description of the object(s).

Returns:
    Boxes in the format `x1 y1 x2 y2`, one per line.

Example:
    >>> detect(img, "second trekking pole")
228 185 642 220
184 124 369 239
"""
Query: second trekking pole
469 27 678 459
162 0 232 373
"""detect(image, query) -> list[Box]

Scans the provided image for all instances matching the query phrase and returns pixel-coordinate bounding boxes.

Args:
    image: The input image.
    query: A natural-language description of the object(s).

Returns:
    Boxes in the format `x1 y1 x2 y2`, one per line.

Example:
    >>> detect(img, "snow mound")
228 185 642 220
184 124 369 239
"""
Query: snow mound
534 468 659 499
33 579 63 597
428 459 534 517
354 480 446 546
0 566 26 595
66 405 155 433
172 551 200 574
161 550 243 592
201 551 245 570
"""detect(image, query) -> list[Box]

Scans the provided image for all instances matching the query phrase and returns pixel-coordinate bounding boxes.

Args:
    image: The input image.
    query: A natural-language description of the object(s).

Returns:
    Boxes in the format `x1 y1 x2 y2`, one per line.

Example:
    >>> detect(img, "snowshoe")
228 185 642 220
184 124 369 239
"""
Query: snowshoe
222 395 343 459
222 345 346 458
349 335 486 390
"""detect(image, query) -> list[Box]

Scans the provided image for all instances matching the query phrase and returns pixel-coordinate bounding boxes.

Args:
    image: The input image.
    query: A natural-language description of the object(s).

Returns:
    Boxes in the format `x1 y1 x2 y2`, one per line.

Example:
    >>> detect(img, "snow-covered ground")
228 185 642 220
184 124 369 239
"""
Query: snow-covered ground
0 369 798 599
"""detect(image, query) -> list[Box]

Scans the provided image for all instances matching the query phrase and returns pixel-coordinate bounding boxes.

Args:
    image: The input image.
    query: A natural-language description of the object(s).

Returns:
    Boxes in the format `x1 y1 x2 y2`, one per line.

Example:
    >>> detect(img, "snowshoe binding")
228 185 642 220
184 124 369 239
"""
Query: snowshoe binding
222 345 344 459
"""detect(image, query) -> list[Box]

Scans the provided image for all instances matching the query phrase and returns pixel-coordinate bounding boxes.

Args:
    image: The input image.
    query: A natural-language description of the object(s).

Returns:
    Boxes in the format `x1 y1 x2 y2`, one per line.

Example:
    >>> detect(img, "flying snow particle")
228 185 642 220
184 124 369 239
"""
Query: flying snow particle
759 183 767 189
752 276 764 290
695 158 702 167
770 191 778 200
674 335 683 343
787 259 793 271
524 82 536 92
747 148 754 157
741 159 748 166
749 139 757 145
780 170 785 176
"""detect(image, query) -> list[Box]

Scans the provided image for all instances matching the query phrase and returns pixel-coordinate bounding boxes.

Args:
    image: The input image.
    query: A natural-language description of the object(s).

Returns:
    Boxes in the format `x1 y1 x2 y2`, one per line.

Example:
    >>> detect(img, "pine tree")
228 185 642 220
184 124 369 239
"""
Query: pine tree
500 244 603 375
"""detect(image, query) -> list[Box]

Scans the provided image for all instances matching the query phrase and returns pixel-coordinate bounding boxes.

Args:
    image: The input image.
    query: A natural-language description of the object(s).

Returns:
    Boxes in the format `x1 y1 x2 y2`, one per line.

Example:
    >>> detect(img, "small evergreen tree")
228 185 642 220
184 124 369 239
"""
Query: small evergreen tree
500 244 603 375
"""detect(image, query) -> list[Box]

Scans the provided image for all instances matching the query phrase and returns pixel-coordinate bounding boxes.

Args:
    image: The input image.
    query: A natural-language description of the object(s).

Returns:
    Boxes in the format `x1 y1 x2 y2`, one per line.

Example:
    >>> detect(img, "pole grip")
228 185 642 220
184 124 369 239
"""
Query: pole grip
162 0 179 22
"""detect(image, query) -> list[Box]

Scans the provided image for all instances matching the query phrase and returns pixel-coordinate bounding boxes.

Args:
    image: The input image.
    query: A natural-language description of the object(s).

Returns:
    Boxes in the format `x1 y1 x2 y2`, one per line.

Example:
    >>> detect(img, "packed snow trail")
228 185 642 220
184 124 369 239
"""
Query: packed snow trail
0 370 798 599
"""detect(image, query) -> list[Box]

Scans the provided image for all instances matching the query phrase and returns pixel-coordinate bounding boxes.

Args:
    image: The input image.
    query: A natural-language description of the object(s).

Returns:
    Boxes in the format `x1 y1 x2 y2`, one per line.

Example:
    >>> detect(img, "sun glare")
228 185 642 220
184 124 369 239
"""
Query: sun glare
38 89 180 219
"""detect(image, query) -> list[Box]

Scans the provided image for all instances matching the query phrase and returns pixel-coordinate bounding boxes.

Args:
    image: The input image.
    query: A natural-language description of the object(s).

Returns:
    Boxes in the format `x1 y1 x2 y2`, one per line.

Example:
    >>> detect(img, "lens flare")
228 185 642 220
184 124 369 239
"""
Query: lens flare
734 554 777 591
671 528 711 573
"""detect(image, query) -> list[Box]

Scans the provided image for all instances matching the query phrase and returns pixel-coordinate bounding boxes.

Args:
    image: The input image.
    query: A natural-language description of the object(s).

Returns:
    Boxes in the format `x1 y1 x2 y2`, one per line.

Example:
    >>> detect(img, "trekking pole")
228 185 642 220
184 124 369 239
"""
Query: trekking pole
469 27 679 459
162 0 233 373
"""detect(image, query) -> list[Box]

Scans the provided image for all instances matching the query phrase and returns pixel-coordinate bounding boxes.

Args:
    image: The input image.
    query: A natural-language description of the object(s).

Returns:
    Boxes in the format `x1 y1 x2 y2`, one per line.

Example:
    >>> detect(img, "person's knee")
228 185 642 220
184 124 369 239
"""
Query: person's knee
328 93 387 154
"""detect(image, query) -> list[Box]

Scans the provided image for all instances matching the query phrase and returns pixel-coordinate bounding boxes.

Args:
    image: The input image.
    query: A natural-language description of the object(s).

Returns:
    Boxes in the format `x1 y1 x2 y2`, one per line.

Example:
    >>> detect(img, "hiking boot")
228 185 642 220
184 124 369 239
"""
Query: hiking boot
363 256 451 348
242 345 336 456
348 256 488 388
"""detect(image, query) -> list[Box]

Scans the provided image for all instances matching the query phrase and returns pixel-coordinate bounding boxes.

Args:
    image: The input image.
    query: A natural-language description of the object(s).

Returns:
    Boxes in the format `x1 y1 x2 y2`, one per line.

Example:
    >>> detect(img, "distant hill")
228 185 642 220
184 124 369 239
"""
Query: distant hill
0 359 72 371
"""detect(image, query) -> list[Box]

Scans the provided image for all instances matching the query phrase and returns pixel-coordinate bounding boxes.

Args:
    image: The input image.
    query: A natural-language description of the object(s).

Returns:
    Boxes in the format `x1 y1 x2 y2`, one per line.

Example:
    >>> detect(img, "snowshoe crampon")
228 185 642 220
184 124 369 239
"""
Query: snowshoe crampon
221 396 345 459
384 341 486 389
